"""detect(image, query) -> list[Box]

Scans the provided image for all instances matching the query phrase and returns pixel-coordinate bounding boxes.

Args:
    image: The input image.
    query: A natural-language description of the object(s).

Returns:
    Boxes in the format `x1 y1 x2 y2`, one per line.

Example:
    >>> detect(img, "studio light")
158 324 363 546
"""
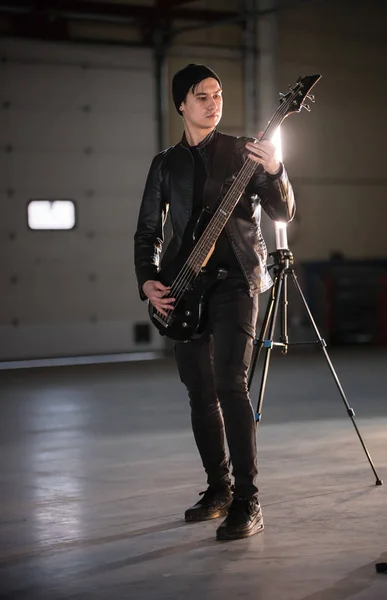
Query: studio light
271 126 289 250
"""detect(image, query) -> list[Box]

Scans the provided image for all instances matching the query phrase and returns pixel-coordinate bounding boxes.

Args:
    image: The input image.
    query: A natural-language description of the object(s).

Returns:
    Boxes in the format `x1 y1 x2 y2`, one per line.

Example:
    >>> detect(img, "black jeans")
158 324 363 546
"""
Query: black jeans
174 280 259 500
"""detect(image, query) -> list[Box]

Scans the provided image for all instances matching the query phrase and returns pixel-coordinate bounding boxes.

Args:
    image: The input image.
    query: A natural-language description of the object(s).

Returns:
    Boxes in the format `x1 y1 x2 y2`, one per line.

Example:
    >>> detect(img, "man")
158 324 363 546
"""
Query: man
134 63 295 541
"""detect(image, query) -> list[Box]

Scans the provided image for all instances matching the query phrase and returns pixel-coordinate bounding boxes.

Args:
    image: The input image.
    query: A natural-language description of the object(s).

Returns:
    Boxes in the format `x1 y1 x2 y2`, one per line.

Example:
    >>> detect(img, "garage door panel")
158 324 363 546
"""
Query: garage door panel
0 319 163 360
0 234 134 269
82 155 150 192
1 276 133 320
90 112 156 154
86 69 154 112
2 64 86 110
8 109 87 151
8 152 87 188
6 153 149 194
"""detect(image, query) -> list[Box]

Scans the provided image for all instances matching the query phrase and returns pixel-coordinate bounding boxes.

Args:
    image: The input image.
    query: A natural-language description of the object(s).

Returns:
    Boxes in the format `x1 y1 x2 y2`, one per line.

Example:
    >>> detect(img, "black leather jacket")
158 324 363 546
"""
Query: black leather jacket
134 129 295 298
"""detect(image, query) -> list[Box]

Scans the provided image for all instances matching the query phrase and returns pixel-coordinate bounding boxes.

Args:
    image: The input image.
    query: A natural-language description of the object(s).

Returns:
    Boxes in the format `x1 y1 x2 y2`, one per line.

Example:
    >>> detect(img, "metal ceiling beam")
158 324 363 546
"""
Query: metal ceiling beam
0 11 70 40
0 1 240 24
155 0 198 7
171 0 321 35
0 0 321 47
0 12 146 45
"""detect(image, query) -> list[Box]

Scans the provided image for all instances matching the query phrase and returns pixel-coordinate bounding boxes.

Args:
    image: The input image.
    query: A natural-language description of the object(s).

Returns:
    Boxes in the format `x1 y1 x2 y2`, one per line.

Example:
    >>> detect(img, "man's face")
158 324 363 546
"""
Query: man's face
180 77 223 130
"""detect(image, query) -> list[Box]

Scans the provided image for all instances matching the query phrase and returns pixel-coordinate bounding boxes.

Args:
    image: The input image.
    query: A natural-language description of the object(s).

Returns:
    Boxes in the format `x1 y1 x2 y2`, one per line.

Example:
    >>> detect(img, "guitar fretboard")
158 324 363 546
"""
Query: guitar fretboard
184 102 290 275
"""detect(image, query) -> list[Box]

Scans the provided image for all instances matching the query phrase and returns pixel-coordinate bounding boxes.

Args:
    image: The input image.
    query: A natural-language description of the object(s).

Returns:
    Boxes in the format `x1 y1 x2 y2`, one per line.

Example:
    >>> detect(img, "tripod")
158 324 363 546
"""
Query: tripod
247 247 383 486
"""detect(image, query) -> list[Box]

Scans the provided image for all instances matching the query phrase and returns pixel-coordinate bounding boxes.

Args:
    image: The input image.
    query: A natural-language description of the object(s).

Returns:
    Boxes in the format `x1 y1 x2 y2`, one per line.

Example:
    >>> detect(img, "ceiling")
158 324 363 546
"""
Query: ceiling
0 0 243 45
0 0 316 46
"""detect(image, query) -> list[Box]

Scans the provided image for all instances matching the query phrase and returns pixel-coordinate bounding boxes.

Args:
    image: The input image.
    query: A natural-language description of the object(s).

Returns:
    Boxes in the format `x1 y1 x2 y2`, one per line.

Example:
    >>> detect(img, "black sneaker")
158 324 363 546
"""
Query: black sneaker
216 497 264 540
185 486 233 522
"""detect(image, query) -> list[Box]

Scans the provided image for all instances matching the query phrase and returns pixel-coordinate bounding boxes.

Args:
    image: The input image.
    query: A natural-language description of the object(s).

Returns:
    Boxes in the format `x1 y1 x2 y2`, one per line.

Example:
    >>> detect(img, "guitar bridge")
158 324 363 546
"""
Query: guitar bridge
154 312 172 328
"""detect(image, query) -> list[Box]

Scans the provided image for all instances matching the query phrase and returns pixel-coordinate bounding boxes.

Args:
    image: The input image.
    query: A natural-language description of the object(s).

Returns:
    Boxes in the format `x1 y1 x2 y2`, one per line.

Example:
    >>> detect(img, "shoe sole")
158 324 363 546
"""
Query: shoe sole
216 522 264 541
185 507 230 523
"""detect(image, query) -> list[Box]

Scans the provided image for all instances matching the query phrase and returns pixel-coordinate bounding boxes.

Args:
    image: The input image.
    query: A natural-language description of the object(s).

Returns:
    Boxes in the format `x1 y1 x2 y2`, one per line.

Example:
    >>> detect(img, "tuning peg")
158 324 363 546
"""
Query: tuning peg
279 92 288 102
306 94 315 103
302 104 311 112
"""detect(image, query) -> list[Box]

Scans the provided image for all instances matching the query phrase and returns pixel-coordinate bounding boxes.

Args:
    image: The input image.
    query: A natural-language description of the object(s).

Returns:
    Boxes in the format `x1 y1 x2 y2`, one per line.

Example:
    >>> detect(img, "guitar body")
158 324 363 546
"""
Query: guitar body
148 209 227 342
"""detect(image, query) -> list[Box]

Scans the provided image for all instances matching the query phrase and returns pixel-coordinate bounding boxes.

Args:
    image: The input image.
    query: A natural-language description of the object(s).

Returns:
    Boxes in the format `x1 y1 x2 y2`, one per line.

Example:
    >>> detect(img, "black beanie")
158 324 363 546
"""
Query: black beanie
172 63 222 116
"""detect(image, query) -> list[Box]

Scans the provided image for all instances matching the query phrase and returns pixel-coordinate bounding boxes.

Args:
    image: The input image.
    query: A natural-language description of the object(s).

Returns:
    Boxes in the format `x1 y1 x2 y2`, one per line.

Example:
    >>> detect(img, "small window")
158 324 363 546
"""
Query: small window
134 322 151 344
27 200 76 230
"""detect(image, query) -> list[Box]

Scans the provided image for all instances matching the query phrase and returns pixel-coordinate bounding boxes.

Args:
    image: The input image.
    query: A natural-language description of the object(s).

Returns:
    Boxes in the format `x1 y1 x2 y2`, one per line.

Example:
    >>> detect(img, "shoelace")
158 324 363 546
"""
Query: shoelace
229 497 257 515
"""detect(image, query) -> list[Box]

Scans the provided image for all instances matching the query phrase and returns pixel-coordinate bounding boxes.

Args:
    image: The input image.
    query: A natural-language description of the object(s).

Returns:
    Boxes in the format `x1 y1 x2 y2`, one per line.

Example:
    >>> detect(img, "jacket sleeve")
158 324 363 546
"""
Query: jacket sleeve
238 137 295 223
134 152 168 301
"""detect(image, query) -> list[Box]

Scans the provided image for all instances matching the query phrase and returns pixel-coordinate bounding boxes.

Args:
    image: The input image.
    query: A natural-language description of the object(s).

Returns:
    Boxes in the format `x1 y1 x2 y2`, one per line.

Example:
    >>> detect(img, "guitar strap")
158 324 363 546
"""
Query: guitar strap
202 133 237 214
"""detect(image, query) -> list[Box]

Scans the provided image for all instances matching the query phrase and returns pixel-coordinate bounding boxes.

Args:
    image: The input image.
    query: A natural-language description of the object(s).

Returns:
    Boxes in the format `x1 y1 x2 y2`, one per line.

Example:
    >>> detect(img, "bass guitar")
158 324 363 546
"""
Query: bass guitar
149 74 321 342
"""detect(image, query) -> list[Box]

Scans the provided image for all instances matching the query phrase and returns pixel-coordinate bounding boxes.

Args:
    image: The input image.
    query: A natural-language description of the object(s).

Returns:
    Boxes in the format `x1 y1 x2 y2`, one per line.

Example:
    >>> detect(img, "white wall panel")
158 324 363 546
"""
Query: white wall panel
3 64 86 109
7 111 87 150
0 38 161 360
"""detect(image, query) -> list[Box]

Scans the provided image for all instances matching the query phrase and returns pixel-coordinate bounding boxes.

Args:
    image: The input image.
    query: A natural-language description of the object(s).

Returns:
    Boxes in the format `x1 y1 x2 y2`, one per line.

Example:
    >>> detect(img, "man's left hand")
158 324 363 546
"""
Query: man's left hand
245 139 281 175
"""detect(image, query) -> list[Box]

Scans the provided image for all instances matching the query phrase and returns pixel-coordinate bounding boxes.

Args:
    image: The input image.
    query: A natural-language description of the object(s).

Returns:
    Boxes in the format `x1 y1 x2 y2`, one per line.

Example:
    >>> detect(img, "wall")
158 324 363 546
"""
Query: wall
2 0 386 361
0 38 161 360
278 0 387 261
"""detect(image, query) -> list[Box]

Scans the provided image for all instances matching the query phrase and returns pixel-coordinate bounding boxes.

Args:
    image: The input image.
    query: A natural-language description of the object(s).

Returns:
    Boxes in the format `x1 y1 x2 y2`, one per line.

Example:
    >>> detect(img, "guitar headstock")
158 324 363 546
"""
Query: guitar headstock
280 75 322 117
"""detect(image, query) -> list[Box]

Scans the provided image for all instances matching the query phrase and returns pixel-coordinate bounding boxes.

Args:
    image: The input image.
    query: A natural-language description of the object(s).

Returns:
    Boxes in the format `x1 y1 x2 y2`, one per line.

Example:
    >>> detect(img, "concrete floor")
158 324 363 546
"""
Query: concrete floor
0 347 387 599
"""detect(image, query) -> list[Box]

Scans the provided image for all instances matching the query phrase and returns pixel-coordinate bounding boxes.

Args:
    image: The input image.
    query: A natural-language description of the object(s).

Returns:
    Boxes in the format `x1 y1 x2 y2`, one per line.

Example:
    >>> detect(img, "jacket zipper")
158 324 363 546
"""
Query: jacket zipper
181 144 194 220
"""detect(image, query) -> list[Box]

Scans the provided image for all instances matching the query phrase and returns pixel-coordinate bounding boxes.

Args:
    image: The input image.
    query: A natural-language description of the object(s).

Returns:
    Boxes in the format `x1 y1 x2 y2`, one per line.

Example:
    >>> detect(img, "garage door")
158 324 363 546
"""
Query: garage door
0 38 162 361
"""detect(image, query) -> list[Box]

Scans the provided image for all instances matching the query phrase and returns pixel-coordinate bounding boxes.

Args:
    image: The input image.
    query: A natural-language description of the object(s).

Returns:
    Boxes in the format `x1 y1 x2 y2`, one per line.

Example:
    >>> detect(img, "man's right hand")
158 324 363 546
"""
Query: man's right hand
142 280 175 317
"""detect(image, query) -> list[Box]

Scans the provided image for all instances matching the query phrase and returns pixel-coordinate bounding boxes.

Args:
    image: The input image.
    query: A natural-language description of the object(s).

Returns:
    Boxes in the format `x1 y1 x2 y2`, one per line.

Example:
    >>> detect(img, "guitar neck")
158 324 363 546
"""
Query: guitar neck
186 116 283 273
183 73 321 274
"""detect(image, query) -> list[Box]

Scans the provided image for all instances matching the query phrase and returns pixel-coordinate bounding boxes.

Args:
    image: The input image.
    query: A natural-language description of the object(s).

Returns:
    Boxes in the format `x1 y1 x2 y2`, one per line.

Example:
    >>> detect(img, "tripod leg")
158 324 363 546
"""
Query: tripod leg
248 272 279 390
228 271 284 470
253 271 285 425
290 270 383 486
279 269 289 353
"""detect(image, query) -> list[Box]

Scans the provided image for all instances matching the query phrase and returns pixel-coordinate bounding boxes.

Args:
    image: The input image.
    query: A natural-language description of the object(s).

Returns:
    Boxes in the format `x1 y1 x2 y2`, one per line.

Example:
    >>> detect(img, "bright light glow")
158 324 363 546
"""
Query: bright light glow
28 200 76 230
275 220 288 249
272 126 288 248
271 126 283 162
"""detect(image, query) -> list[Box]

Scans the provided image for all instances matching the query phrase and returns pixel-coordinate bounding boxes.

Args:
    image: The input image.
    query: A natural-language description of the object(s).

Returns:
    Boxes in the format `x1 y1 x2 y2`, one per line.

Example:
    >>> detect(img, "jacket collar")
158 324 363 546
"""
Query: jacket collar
180 127 217 149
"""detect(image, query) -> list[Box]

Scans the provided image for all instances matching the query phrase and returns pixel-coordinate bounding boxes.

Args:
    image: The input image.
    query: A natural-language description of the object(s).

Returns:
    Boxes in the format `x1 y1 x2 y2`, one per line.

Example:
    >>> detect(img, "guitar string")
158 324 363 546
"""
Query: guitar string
168 159 260 304
159 106 290 321
156 96 293 323
165 106 291 309
161 157 259 318
159 76 319 323
168 94 297 304
154 158 257 321
155 90 296 323
166 116 284 305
